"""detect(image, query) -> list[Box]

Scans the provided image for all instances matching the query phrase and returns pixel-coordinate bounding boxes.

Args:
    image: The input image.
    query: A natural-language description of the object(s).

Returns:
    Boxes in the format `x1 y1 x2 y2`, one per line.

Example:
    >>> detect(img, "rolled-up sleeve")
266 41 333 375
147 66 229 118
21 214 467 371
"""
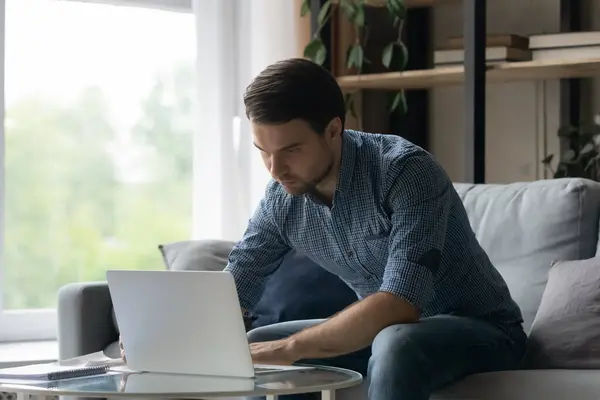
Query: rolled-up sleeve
378 153 452 312
224 191 290 311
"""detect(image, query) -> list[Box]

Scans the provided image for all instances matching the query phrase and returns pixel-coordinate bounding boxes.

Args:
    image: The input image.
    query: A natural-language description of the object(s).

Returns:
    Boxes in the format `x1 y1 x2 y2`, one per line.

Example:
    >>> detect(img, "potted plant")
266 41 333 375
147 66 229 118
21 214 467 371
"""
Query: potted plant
542 113 600 181
300 0 409 115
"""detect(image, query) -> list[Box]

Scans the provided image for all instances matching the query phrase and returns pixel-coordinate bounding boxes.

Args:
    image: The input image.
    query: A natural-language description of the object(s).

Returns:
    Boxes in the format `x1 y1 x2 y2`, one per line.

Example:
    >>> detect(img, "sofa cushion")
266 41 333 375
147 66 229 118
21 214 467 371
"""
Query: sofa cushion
524 257 600 369
337 370 600 400
157 240 357 330
431 369 600 400
453 178 600 332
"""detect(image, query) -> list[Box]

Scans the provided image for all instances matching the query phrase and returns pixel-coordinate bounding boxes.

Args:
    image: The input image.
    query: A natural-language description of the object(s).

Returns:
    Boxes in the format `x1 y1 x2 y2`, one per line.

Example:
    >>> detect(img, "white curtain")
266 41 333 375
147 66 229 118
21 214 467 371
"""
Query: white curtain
191 0 299 242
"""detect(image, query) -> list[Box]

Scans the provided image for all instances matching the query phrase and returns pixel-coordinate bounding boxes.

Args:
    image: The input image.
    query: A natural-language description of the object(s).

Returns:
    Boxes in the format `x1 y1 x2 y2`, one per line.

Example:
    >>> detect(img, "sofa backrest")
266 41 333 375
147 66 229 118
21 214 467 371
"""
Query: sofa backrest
453 178 600 332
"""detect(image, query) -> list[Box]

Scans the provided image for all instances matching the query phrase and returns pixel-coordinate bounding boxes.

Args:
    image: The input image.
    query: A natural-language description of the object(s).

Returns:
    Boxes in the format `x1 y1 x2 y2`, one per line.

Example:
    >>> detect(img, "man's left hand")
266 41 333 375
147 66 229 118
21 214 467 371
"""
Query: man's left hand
250 339 299 366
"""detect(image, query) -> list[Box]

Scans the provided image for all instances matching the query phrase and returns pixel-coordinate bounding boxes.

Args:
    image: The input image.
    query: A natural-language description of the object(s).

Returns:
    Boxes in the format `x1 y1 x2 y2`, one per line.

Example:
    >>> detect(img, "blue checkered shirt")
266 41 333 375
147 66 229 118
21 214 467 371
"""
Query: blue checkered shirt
225 130 523 326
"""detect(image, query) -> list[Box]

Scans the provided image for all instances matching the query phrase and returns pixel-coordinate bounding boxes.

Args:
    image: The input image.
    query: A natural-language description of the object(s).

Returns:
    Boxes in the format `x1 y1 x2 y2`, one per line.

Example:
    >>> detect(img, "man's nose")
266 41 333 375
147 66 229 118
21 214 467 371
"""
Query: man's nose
270 155 286 177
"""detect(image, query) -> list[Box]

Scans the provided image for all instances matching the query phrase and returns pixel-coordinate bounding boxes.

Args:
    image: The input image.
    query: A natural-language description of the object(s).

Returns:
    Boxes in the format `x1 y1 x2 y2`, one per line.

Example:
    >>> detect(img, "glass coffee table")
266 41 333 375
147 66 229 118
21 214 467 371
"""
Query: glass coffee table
0 365 362 400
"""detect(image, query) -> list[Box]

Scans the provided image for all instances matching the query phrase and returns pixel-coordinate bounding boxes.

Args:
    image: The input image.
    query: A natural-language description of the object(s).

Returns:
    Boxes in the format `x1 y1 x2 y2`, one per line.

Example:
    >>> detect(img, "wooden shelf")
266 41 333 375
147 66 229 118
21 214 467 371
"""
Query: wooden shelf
337 58 600 90
333 0 458 8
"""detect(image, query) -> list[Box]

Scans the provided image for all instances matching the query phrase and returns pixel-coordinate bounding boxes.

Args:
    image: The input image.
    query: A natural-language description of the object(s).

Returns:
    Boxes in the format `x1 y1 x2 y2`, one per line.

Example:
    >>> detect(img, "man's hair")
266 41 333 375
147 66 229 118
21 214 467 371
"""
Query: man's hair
243 58 346 135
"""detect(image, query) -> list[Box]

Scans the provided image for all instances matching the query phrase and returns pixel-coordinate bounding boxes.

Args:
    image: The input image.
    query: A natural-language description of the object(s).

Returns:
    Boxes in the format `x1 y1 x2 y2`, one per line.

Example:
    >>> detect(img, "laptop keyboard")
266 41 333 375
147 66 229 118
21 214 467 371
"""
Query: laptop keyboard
254 366 280 373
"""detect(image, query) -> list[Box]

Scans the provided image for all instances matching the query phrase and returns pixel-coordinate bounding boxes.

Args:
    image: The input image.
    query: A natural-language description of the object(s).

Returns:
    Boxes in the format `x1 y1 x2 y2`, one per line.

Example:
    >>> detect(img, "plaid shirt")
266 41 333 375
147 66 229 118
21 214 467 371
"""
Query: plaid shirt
225 130 523 326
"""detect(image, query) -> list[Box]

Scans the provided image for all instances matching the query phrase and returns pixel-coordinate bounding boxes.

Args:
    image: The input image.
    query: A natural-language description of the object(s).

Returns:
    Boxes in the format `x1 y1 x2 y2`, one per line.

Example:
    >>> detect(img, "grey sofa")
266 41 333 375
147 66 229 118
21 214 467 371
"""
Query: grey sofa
58 177 600 399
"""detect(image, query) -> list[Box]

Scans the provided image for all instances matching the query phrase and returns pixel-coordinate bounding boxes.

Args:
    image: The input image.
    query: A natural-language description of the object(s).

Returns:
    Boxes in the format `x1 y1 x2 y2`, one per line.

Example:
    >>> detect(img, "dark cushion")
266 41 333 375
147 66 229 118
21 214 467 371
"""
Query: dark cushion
157 239 358 330
251 250 358 329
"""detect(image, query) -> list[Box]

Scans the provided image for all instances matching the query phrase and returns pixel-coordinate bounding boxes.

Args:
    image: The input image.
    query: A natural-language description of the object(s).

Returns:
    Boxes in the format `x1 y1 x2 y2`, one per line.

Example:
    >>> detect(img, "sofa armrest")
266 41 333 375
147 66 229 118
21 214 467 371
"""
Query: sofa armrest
57 281 118 360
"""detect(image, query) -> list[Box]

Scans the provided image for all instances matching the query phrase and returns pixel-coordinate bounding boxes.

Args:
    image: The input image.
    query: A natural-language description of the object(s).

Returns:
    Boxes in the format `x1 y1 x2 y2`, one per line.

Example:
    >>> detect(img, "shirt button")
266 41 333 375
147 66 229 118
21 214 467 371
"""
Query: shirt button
347 250 354 257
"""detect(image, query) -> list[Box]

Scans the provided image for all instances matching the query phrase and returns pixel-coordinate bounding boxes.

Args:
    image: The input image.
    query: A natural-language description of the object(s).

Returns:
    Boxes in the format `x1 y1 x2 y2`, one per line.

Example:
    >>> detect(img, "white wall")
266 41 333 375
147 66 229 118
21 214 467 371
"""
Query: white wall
429 0 599 183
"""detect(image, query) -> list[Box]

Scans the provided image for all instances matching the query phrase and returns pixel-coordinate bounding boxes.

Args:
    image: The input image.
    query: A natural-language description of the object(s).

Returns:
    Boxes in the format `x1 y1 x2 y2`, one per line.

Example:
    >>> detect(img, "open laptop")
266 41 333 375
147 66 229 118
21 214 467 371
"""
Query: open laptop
106 269 314 379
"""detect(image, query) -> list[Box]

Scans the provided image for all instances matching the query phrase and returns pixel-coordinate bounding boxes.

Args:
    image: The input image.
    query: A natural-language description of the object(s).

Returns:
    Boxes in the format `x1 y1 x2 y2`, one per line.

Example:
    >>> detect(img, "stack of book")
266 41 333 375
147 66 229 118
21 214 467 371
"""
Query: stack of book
529 31 600 60
433 34 532 67
433 31 600 68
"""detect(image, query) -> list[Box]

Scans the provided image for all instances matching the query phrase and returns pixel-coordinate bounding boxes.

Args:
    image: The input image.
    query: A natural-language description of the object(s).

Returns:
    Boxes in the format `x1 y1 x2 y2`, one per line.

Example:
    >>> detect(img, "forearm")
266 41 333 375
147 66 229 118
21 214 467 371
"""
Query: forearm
288 291 419 360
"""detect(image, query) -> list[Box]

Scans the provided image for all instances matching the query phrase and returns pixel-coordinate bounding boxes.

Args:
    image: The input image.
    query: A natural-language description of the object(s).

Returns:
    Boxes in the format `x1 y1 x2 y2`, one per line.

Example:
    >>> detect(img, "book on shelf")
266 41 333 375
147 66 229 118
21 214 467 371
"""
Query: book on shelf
439 34 530 51
529 31 600 61
434 46 532 67
529 31 600 49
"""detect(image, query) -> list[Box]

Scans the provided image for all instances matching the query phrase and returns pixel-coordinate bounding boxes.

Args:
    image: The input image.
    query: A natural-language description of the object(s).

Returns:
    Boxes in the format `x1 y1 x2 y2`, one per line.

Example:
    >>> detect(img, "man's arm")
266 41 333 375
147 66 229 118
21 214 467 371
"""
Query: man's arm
284 154 452 360
225 188 290 313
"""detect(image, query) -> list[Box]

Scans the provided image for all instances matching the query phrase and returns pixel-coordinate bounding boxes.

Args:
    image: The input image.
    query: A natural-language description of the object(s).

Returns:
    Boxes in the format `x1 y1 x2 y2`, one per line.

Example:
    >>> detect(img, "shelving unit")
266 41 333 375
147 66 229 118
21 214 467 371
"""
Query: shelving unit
332 0 458 7
310 0 594 184
337 58 600 90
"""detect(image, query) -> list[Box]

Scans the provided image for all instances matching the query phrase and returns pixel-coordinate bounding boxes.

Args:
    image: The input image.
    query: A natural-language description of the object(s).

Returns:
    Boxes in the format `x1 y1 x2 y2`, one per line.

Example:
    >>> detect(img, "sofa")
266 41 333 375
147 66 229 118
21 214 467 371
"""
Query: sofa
57 177 600 399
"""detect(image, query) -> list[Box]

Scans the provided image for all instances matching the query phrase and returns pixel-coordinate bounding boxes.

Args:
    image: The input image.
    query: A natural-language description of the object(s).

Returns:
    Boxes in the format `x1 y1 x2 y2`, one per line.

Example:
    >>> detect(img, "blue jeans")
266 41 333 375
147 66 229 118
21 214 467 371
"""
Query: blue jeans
247 315 527 400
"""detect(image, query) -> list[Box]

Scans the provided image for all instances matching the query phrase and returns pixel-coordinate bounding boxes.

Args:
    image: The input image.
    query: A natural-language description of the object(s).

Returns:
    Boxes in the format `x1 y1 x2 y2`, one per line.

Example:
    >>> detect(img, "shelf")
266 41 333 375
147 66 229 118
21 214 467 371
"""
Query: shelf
332 0 458 8
336 58 600 90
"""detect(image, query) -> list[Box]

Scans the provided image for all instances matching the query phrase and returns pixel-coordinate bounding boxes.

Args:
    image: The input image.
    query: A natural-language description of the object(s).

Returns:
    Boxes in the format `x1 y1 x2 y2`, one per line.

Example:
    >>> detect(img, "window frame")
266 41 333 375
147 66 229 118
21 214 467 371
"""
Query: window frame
0 0 195 343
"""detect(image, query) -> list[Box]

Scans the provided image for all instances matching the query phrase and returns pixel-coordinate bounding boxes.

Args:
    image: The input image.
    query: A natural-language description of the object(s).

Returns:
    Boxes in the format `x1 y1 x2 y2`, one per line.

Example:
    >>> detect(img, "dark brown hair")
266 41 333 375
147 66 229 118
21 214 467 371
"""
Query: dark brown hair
243 58 345 135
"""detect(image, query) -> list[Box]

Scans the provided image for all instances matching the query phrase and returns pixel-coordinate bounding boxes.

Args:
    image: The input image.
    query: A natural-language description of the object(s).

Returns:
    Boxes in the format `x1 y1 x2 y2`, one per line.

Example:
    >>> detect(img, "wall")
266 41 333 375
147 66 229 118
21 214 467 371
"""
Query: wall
429 0 600 183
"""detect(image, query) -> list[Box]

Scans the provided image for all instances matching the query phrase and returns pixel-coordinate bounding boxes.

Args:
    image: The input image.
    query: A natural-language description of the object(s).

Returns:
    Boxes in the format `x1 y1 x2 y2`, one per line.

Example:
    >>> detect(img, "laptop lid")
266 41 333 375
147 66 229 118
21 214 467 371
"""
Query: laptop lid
106 269 256 378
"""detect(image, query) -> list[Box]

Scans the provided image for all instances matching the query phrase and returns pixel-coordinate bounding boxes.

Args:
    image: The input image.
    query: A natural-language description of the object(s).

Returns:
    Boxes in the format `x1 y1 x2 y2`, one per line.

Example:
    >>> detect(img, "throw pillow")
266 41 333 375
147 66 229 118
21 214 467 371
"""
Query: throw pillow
524 257 600 369
251 250 358 330
159 239 236 271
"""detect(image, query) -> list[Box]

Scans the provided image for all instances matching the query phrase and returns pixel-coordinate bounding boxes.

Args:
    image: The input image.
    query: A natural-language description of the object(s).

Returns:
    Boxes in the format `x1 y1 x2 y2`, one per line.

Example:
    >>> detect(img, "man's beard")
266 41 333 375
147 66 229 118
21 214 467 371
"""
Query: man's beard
282 158 334 197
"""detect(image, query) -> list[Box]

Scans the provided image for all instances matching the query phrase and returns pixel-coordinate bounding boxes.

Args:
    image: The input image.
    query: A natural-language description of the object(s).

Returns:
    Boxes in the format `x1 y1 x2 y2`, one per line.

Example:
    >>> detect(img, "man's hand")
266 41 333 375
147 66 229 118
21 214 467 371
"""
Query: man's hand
119 335 126 362
250 339 299 366
285 292 420 360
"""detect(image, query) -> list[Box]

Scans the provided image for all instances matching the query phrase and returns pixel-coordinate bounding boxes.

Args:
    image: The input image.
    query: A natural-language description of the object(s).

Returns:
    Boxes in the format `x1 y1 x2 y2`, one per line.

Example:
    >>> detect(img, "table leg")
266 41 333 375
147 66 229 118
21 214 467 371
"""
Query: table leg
321 389 335 400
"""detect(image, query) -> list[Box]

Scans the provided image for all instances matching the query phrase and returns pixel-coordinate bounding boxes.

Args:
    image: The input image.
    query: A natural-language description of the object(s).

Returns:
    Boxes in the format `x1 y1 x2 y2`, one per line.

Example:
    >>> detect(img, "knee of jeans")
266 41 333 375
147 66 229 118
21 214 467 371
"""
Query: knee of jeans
369 324 425 370
247 325 280 343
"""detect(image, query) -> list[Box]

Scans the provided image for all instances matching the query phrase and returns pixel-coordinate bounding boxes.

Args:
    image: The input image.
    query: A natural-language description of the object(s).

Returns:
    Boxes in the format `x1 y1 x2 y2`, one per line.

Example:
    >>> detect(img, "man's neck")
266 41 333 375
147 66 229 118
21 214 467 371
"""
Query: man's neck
313 157 343 207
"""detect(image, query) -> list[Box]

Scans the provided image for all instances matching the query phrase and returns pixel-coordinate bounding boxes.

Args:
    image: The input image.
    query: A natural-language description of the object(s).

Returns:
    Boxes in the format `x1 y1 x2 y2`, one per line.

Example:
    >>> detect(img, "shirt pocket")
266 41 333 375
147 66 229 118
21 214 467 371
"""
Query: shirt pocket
357 230 391 275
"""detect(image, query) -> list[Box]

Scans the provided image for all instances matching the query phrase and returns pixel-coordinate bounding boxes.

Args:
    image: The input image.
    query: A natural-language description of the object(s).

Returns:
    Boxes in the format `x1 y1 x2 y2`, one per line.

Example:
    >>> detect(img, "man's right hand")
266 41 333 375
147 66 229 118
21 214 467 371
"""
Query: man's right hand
119 335 126 362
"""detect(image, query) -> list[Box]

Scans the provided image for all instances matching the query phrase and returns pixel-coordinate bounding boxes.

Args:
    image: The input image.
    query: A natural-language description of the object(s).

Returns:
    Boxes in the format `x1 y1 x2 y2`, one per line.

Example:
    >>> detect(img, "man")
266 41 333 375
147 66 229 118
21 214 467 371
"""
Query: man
224 57 527 399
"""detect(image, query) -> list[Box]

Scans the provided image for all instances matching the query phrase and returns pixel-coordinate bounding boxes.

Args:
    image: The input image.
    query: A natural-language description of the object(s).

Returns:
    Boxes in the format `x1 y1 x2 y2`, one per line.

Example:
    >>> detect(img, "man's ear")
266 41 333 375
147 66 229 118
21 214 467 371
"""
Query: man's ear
325 117 343 140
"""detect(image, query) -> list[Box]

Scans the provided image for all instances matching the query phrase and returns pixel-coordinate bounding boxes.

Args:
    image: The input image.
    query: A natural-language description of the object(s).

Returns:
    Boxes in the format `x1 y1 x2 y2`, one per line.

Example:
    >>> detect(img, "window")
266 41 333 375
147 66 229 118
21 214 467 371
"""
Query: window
1 0 196 341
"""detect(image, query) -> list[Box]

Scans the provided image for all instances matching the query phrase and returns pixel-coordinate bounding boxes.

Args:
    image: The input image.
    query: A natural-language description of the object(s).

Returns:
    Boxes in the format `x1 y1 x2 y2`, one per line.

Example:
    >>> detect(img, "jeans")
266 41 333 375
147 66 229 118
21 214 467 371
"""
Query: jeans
247 315 527 400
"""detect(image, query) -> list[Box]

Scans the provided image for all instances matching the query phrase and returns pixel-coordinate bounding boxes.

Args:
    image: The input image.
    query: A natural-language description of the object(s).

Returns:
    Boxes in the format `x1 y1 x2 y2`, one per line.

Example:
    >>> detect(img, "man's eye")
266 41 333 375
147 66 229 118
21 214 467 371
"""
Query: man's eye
286 147 299 153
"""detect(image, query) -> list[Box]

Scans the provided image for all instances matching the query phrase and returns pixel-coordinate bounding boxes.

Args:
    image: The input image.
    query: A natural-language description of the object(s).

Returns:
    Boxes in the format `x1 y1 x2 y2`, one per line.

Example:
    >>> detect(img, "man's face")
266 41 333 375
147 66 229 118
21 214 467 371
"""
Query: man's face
252 119 337 196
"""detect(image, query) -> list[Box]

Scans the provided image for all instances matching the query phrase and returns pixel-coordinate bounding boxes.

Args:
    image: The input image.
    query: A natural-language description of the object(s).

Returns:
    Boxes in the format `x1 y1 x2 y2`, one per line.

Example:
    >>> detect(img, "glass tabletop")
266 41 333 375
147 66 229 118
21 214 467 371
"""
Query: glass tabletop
0 366 363 398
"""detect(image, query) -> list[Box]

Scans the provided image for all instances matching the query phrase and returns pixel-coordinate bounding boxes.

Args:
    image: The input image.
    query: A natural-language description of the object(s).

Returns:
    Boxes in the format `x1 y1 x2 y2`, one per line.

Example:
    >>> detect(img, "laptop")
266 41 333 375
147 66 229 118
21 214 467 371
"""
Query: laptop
106 269 314 379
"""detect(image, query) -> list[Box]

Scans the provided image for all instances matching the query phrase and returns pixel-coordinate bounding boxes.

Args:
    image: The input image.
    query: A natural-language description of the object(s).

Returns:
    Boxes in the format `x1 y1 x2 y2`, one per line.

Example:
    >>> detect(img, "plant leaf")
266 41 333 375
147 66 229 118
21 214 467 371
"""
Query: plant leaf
340 0 357 19
344 93 357 119
382 43 394 69
585 156 597 171
347 44 364 72
561 149 576 162
387 0 407 20
318 0 332 26
353 5 366 26
389 91 407 114
541 154 554 165
581 143 595 154
381 41 408 70
558 125 578 137
300 0 310 17
304 38 327 65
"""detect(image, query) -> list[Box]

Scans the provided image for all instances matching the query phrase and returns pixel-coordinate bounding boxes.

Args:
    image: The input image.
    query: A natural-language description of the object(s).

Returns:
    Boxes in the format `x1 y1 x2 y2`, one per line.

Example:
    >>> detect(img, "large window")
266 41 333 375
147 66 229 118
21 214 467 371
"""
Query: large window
1 0 196 341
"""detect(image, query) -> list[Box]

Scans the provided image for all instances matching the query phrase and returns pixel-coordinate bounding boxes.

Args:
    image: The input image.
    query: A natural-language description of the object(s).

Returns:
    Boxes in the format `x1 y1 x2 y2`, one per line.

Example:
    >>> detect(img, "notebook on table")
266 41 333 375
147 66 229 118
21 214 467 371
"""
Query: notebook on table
0 362 110 381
